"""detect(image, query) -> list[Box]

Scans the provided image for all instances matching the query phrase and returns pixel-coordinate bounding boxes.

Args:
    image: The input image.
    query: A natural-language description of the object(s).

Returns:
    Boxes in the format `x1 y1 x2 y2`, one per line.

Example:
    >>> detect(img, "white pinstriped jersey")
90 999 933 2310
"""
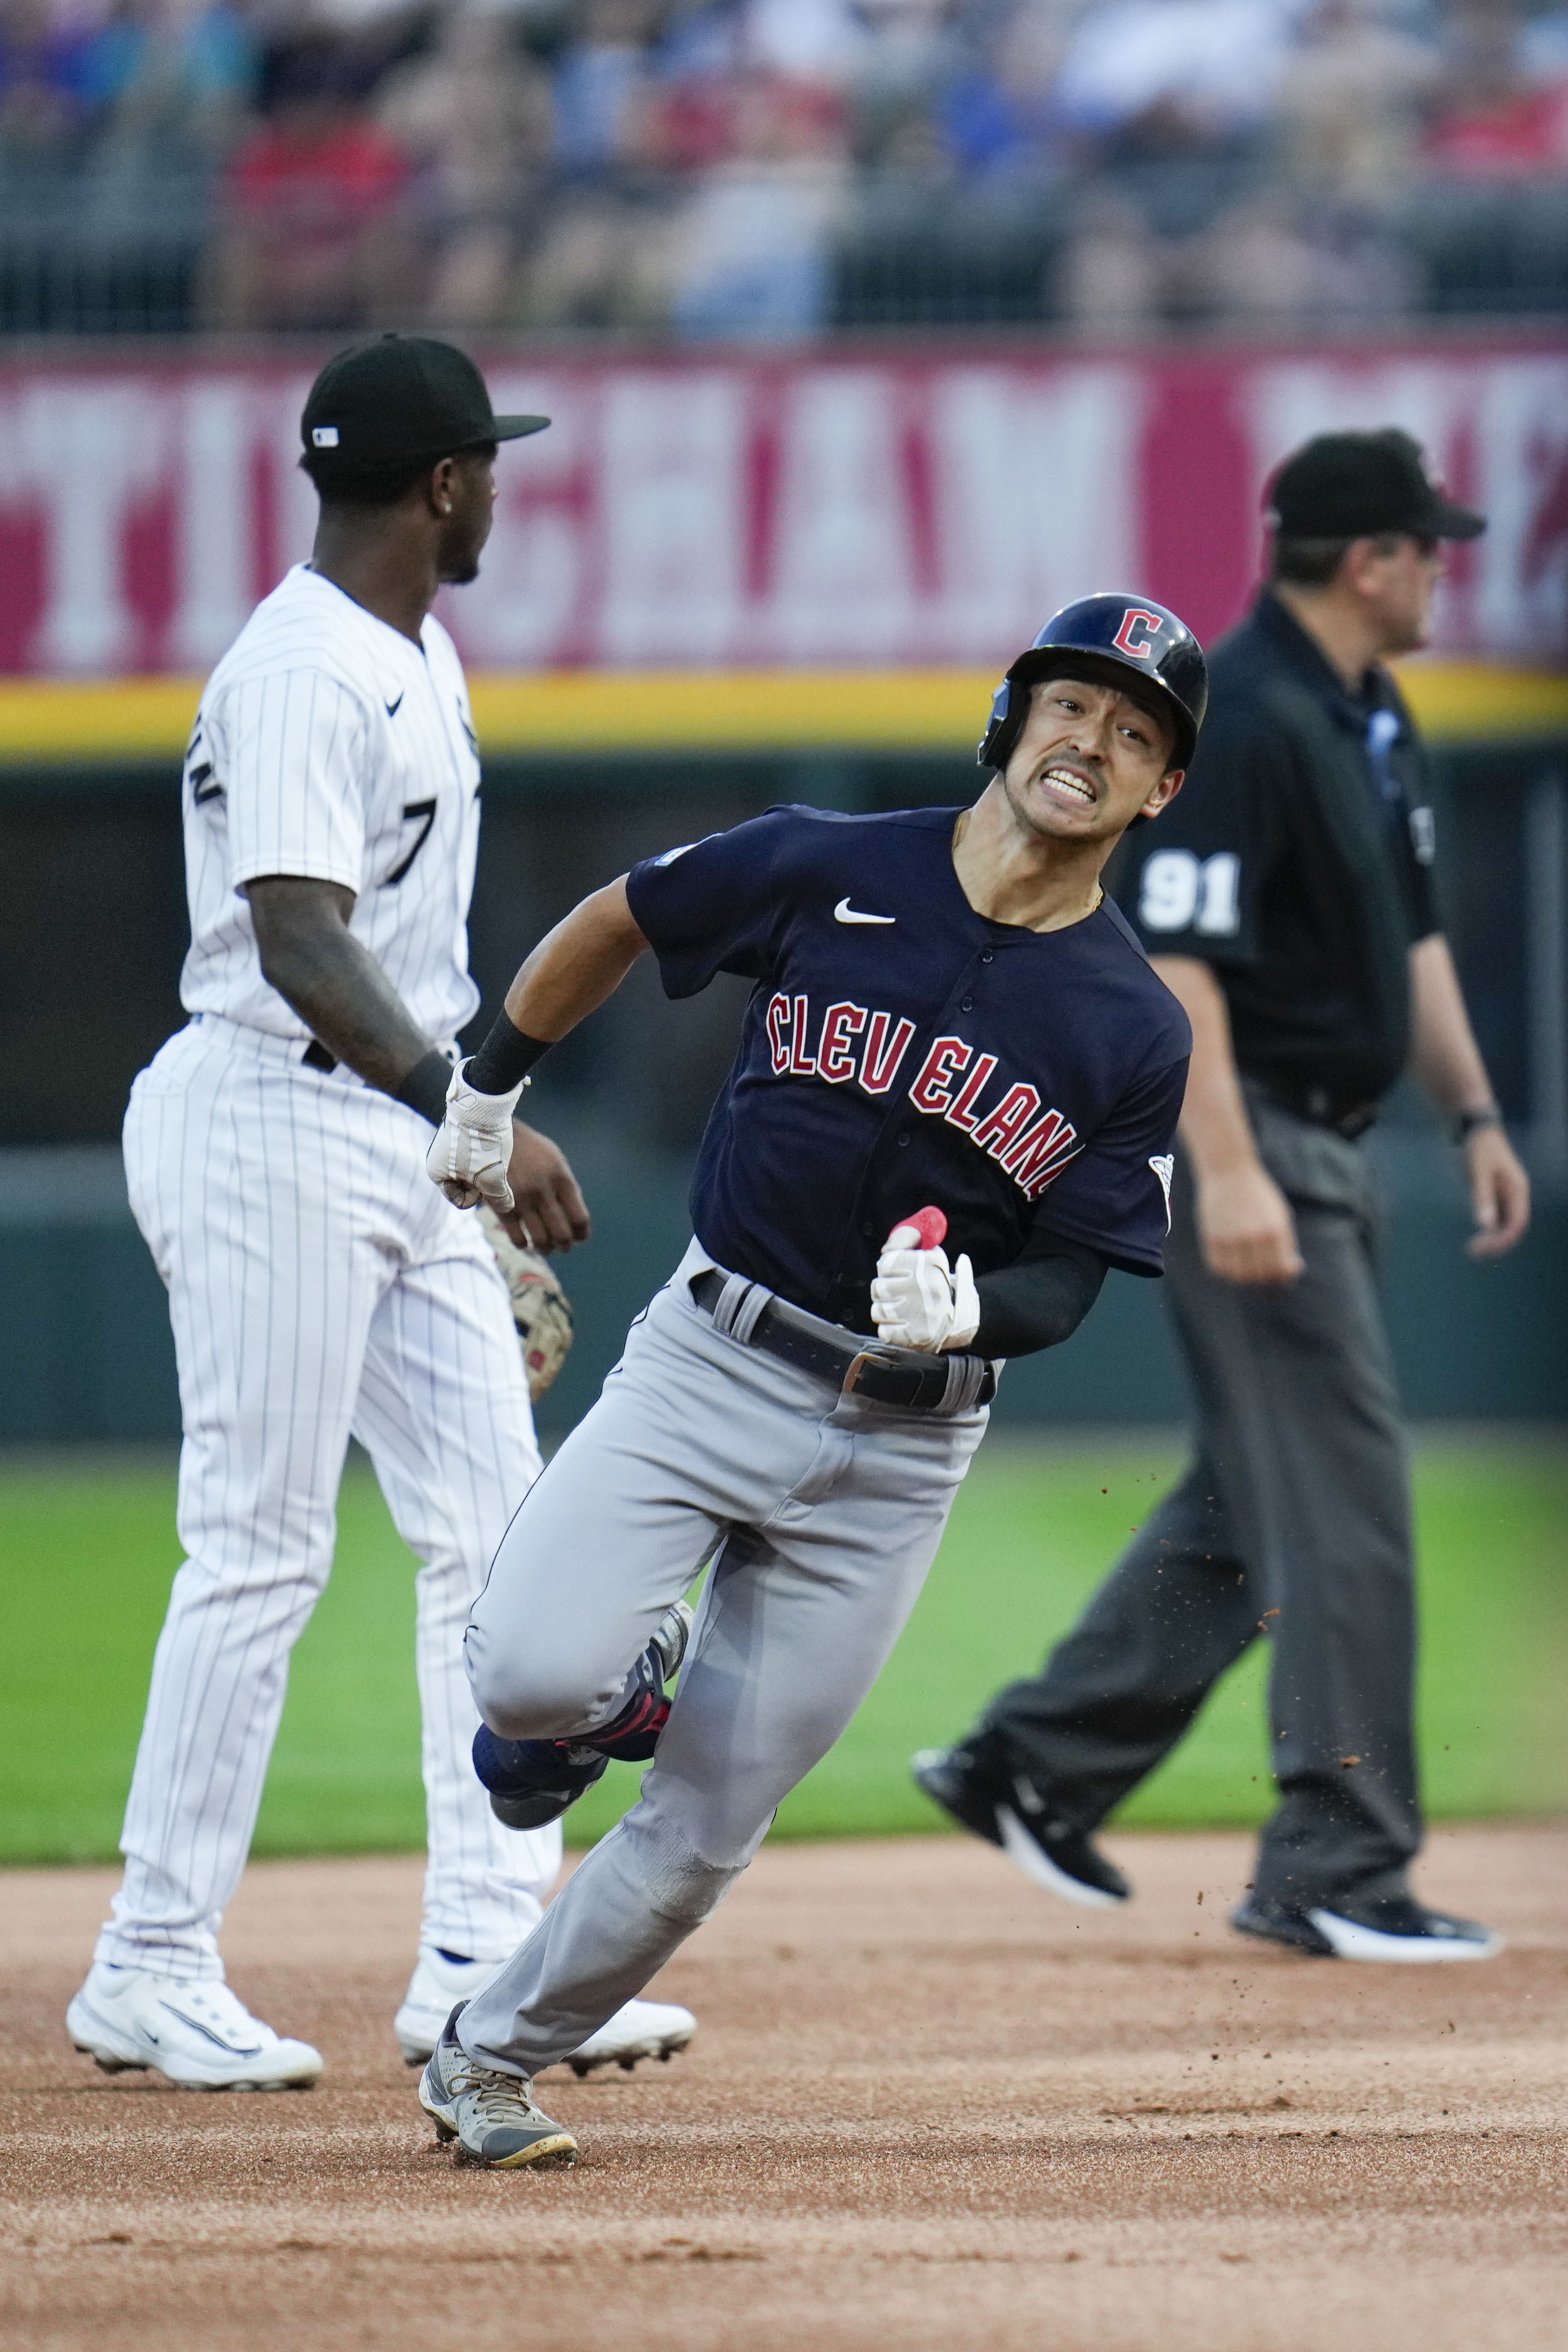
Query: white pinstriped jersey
178 564 483 1043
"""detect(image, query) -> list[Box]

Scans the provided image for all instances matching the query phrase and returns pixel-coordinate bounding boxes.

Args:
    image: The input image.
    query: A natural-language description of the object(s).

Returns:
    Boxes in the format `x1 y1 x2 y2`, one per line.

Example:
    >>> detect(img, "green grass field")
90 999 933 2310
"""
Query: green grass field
1 1432 1563 1867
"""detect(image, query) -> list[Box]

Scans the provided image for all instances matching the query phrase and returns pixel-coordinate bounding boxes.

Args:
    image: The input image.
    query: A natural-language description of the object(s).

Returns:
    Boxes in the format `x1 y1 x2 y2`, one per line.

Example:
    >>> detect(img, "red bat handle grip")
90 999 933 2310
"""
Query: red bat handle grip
885 1206 948 1252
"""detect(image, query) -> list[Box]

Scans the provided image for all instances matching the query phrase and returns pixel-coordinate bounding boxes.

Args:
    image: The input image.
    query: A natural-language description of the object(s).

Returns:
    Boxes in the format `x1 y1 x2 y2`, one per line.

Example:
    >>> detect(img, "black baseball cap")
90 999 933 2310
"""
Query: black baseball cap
301 335 548 476
1266 428 1484 542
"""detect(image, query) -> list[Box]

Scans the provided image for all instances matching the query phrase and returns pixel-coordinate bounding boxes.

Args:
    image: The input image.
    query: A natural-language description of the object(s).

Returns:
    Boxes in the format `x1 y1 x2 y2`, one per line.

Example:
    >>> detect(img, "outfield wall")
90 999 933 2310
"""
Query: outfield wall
1 1134 1564 1441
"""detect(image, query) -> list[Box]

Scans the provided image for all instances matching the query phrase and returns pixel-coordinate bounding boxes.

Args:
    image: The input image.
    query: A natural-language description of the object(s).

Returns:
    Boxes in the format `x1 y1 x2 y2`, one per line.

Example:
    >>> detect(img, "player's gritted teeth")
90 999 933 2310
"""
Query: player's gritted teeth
1033 762 1100 810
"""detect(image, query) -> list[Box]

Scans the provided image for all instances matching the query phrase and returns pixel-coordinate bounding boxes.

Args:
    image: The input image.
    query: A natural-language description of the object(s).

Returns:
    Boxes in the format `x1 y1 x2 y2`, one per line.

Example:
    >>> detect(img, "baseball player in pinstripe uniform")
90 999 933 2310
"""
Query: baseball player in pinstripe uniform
65 338 695 2090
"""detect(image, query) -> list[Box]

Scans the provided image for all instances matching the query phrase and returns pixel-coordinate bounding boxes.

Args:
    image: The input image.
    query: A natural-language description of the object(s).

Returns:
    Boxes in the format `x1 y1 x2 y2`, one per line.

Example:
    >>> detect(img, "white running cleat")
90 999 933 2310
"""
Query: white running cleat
396 1949 506 2066
67 1962 323 2090
564 1996 696 2077
395 1948 697 2075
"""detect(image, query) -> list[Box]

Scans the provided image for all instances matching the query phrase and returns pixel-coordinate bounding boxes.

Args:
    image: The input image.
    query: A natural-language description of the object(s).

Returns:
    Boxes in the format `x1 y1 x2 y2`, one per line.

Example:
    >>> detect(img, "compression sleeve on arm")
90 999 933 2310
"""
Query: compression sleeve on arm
973 1239 1108 1358
393 1048 459 1126
464 1010 555 1096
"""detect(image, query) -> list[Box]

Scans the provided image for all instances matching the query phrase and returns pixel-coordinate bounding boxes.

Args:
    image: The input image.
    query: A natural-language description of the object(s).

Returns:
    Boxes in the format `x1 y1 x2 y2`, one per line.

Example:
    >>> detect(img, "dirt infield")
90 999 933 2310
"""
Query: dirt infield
4 1826 1565 2352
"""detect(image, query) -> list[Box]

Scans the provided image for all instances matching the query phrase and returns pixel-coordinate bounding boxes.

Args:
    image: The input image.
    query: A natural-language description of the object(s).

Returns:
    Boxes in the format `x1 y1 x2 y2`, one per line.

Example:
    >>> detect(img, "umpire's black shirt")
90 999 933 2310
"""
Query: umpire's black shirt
1111 590 1440 1121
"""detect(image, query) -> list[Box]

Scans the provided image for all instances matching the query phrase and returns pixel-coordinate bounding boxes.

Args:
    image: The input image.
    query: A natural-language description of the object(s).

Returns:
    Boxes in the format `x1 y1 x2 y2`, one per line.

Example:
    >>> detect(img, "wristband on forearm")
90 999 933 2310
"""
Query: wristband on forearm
465 1011 555 1097
1452 1105 1503 1145
394 1048 457 1127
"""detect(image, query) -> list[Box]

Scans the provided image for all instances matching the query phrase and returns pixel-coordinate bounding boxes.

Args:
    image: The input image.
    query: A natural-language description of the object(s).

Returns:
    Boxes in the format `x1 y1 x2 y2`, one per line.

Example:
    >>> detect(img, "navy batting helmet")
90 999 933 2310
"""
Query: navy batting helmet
977 594 1208 775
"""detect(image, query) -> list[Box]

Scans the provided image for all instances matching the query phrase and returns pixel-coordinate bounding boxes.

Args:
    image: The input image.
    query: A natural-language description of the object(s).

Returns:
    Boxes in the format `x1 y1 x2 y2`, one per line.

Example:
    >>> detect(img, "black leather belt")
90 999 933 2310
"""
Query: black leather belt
302 1040 337 1074
689 1266 996 1413
1261 1077 1379 1141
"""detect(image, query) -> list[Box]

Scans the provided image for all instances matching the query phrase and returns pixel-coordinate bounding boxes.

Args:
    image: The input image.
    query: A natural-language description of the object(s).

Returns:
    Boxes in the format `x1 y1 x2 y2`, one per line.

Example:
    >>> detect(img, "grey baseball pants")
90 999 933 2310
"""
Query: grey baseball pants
459 1242 988 2077
984 1091 1419 1910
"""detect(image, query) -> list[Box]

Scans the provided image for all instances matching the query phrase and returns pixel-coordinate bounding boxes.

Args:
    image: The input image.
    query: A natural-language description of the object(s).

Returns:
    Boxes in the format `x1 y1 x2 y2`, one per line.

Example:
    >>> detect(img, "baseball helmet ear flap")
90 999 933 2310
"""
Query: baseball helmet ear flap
976 675 1015 770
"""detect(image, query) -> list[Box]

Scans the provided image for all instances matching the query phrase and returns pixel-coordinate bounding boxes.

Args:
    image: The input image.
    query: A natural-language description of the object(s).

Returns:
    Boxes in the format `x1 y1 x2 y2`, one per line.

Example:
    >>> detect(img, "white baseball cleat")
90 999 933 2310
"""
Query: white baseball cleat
395 1948 697 2075
67 1961 322 2090
564 1996 696 2077
396 1949 506 2065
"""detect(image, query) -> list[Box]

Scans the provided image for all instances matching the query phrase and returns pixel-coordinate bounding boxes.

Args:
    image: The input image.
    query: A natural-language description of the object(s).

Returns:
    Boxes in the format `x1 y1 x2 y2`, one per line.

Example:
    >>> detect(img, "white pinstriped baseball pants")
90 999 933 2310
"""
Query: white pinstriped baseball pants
98 1015 560 1981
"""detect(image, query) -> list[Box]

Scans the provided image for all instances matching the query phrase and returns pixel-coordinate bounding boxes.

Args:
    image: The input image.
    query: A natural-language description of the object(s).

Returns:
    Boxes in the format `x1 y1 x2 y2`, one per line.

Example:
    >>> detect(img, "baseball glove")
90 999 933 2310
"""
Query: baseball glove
477 1204 575 1402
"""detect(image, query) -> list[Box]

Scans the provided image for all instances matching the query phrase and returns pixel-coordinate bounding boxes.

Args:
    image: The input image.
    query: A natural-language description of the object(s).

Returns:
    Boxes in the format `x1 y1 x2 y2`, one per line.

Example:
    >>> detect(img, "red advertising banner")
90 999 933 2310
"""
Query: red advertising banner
0 341 1563 677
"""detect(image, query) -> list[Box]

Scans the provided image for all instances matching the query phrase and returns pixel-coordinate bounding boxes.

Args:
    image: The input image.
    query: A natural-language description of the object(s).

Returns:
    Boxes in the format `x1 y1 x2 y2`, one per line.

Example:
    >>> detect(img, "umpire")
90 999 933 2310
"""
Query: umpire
916 428 1531 1961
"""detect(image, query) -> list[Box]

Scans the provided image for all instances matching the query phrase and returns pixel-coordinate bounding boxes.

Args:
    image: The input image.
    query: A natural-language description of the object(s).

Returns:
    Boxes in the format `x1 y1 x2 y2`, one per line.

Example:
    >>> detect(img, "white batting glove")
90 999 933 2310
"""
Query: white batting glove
870 1242 981 1353
426 1060 525 1212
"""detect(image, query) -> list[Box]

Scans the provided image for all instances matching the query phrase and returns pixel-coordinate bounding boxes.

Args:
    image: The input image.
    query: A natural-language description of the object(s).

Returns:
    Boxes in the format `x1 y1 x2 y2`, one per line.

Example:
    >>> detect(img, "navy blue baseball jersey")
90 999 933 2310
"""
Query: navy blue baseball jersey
625 805 1191 1332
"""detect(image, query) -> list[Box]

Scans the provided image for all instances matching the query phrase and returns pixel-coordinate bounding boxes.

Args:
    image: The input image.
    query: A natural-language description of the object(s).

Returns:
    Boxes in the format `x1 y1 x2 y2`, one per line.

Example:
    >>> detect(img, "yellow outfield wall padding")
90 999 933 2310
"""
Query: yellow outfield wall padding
467 670 992 749
0 677 204 761
0 663 1564 763
1389 662 1568 743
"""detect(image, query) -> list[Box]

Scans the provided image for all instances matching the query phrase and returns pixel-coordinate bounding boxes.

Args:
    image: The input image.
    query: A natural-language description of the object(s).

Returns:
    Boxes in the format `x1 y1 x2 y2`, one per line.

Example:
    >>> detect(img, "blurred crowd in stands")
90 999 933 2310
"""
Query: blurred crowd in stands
1 0 1565 334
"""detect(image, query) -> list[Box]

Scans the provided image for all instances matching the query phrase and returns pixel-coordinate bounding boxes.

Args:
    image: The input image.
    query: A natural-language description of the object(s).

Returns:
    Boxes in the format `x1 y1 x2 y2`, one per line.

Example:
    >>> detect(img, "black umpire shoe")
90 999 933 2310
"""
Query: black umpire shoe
911 1738 1131 1910
1231 1890 1502 1962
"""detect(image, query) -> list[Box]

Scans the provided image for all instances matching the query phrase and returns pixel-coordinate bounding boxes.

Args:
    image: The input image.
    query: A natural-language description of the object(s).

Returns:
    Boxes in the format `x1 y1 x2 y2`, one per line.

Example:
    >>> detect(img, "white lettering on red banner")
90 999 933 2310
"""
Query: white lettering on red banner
0 346 1562 673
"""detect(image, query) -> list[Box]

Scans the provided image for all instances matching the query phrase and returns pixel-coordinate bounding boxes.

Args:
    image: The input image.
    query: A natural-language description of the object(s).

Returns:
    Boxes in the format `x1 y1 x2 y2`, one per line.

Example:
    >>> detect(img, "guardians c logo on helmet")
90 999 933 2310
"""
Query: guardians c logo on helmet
978 595 1209 776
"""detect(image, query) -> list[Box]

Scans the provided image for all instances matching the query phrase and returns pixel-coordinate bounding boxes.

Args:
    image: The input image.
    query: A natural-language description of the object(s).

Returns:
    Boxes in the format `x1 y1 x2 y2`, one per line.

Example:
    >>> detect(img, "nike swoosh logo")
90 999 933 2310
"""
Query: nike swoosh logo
834 898 896 926
385 694 403 717
161 2001 261 2055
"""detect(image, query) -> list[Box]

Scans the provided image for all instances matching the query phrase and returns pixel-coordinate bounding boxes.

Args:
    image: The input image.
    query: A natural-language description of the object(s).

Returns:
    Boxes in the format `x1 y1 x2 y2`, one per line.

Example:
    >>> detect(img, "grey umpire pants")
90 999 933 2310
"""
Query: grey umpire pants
986 1091 1419 1910
459 1243 988 2077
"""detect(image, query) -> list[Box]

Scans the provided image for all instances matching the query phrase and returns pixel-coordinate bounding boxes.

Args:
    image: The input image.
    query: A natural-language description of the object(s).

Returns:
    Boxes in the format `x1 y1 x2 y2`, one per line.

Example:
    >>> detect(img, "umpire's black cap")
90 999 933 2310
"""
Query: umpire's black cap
1266 428 1485 543
301 335 549 477
979 594 1208 775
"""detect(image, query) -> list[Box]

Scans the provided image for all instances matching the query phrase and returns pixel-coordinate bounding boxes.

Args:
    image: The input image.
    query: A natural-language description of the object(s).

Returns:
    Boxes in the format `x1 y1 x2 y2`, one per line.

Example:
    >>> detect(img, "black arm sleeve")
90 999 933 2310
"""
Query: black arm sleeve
464 1010 554 1094
973 1239 1108 1358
